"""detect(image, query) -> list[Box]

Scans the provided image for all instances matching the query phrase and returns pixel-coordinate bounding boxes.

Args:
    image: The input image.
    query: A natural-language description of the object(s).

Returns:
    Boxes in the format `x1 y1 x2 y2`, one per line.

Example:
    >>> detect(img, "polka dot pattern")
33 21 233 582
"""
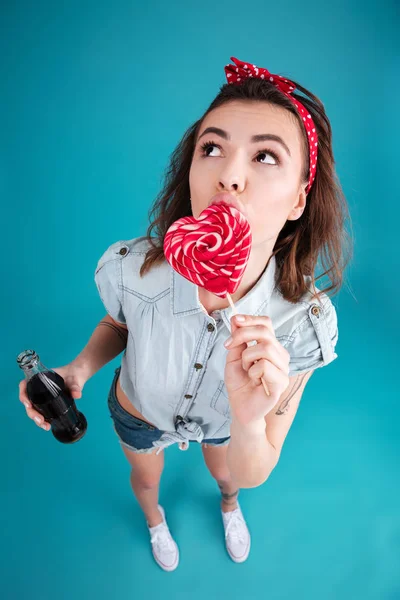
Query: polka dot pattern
224 56 318 195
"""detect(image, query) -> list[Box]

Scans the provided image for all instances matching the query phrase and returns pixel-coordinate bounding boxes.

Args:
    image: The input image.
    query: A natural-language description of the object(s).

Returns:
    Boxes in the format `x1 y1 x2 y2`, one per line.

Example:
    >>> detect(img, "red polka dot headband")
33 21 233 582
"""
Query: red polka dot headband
224 56 318 195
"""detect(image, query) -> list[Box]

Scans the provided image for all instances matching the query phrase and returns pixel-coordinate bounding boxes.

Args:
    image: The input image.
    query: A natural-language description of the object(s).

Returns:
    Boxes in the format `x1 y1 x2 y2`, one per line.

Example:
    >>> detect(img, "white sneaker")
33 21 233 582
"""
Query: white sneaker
221 501 251 563
147 505 179 571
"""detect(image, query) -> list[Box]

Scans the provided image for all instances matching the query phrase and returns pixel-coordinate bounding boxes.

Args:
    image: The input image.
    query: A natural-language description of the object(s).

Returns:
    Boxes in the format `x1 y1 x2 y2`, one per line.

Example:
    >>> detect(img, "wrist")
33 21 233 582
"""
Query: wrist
230 415 266 438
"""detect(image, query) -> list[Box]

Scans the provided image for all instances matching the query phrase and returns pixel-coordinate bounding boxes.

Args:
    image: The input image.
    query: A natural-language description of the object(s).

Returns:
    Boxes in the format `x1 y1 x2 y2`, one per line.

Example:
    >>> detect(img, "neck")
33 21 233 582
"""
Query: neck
198 240 275 313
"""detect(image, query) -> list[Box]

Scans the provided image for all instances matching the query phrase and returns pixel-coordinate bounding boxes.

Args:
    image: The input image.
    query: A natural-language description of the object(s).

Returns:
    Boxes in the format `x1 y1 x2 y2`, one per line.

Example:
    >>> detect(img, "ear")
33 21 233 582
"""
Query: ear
286 185 307 221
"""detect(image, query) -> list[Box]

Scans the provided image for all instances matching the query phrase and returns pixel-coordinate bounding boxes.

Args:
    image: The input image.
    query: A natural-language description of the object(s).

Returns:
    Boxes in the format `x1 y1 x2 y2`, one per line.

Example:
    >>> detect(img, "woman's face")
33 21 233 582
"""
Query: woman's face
189 100 308 247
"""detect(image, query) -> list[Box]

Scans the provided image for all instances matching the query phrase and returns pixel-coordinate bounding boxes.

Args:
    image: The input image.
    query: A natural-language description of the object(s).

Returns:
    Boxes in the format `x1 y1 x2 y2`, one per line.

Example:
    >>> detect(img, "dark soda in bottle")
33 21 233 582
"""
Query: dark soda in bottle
17 349 87 443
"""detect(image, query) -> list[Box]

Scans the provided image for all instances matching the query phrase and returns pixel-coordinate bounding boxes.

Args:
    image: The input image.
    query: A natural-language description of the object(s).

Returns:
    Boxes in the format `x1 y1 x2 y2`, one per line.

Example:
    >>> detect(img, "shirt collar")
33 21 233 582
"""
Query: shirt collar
171 254 277 328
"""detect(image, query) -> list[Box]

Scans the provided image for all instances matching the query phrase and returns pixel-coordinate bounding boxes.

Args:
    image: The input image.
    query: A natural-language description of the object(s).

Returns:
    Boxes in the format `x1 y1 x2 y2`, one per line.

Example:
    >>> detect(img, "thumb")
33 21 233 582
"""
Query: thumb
68 383 83 399
229 314 241 335
53 367 85 400
226 315 247 363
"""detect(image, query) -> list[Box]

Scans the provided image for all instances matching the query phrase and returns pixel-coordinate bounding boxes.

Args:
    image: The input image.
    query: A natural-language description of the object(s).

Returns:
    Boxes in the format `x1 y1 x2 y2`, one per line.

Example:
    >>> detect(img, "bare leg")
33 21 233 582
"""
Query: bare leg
120 444 165 527
217 480 240 513
202 444 239 513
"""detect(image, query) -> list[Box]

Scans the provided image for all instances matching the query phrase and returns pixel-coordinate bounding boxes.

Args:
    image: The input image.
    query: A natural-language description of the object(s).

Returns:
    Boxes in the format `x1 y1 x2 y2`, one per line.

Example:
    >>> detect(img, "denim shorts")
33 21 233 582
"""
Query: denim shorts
107 367 230 454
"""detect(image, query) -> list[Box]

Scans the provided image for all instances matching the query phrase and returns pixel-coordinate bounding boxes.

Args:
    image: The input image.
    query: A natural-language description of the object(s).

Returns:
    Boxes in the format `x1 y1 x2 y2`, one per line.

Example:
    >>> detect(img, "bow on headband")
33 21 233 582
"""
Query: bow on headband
224 56 318 194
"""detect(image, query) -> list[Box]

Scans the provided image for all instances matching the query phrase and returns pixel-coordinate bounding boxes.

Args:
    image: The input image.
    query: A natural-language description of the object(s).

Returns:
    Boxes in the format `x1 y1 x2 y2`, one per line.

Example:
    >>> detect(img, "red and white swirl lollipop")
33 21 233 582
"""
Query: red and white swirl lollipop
163 201 251 299
164 200 271 396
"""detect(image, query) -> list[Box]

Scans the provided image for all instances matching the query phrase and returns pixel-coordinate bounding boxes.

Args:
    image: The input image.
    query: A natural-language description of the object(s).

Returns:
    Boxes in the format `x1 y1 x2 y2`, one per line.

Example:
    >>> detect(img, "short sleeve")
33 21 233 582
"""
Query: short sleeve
286 298 339 376
94 244 126 325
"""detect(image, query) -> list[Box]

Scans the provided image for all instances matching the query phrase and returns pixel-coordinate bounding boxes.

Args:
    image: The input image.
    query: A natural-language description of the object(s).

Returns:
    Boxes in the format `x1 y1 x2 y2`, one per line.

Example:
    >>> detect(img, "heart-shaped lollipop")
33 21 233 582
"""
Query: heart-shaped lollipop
163 201 252 298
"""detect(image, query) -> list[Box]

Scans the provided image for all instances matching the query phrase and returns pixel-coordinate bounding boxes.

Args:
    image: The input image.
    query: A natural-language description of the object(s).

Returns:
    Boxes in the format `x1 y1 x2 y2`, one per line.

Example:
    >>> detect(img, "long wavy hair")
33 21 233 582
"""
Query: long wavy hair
139 76 353 304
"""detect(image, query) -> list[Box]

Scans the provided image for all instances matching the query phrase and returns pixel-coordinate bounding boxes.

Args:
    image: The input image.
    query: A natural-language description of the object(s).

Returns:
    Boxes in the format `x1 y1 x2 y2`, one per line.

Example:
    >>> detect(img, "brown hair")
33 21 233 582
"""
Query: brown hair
139 76 353 304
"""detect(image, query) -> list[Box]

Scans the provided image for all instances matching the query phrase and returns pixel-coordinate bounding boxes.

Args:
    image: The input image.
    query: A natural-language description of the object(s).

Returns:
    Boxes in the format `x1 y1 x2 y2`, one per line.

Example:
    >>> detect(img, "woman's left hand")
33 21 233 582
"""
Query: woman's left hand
224 314 291 426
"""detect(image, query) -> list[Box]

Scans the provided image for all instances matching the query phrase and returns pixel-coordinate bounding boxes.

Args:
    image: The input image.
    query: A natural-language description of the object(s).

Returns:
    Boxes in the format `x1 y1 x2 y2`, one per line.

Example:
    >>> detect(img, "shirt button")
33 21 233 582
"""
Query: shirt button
207 323 215 332
119 247 127 256
194 363 203 370
311 305 320 317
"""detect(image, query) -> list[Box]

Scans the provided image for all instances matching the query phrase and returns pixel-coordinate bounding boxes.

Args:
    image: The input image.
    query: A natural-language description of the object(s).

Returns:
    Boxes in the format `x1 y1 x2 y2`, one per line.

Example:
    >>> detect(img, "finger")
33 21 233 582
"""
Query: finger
241 340 289 374
69 385 82 399
19 380 31 408
64 377 82 399
247 358 284 388
26 408 50 430
225 323 249 364
231 314 275 335
227 324 279 351
232 316 290 363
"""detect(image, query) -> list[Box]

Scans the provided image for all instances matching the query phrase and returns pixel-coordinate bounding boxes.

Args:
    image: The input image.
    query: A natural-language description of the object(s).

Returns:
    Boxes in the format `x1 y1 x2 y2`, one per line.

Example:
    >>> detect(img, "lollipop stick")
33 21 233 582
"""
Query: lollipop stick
226 293 271 397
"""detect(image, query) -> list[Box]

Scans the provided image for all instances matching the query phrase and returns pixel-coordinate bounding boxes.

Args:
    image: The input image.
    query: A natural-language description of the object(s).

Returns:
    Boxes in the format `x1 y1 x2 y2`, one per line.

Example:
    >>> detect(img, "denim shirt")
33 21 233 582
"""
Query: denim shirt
94 236 338 453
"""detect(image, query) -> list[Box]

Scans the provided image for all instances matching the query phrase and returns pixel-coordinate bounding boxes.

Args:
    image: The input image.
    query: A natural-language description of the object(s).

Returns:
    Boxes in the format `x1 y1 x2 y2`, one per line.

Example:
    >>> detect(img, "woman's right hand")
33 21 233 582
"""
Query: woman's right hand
19 363 88 432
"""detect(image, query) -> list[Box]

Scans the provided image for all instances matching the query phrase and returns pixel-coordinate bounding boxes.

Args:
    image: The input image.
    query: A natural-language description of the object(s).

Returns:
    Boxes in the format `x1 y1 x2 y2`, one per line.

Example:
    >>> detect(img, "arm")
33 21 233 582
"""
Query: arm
70 314 128 380
264 369 314 457
227 370 313 488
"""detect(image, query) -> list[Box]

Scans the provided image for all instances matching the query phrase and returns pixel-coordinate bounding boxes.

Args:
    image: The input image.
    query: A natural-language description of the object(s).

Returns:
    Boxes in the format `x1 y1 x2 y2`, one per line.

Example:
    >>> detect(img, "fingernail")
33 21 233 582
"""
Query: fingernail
34 416 42 424
24 402 29 408
236 315 246 322
42 424 48 430
224 336 233 347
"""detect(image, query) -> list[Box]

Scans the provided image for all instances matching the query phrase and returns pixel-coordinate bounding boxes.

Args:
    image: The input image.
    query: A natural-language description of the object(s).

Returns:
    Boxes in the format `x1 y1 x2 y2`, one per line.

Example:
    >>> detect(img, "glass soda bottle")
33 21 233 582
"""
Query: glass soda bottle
17 349 87 443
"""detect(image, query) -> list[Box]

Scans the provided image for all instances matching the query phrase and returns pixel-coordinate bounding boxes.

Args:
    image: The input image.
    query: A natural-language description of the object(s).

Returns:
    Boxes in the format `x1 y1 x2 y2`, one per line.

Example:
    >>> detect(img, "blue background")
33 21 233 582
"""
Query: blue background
2 1 399 598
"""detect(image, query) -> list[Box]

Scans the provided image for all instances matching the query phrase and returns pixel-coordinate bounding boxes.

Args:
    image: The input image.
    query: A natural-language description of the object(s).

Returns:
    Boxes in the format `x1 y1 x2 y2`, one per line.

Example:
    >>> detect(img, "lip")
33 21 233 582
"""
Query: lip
208 192 245 216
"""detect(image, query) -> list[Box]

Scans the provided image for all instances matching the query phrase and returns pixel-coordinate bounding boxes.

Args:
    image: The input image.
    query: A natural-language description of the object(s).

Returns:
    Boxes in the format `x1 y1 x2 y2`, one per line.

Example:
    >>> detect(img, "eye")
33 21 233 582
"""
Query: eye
199 140 222 157
199 140 280 165
256 149 280 165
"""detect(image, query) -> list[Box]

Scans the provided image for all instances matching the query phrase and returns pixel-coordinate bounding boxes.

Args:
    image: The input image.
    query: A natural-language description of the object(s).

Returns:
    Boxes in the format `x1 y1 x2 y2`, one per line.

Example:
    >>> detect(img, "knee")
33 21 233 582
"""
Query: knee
202 445 235 484
203 456 233 483
130 469 160 491
210 469 232 484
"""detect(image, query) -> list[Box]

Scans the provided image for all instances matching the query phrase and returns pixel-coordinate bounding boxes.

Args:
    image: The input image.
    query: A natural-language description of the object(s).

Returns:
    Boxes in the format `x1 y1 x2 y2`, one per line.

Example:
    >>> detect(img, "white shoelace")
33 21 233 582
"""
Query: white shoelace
150 524 176 554
224 510 247 544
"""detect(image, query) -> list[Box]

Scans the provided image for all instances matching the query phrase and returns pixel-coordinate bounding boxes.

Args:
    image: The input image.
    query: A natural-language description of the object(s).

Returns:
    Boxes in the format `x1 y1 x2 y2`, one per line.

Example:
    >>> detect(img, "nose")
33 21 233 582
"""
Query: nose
217 160 245 194
217 179 246 197
220 182 239 192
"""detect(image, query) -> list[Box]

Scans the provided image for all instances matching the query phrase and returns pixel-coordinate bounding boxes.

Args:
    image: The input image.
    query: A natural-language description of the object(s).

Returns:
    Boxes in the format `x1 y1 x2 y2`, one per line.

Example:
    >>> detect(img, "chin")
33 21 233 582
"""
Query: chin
193 206 207 218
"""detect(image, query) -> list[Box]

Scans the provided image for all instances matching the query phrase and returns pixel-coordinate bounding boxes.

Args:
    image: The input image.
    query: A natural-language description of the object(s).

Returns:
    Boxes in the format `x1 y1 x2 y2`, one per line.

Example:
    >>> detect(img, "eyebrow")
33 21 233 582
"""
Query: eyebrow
196 126 291 157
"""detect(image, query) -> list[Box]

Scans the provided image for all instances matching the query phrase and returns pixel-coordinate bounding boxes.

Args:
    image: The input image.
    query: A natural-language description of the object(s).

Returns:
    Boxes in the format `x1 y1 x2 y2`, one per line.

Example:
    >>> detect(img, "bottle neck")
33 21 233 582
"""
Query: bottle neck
17 351 49 382
23 360 48 382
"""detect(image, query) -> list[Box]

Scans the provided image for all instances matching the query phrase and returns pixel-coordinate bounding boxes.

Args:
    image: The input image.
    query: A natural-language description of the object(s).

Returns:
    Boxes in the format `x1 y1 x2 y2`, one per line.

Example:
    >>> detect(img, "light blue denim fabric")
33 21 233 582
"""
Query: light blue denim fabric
95 236 339 454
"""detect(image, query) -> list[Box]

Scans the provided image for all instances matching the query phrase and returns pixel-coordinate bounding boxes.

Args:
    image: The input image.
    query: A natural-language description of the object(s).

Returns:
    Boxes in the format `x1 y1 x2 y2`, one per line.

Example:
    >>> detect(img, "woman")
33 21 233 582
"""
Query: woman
19 57 352 571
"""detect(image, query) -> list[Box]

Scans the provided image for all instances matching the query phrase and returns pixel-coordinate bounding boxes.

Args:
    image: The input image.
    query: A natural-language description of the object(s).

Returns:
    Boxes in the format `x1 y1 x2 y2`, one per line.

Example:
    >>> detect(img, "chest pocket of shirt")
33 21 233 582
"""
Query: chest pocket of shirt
210 380 231 417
